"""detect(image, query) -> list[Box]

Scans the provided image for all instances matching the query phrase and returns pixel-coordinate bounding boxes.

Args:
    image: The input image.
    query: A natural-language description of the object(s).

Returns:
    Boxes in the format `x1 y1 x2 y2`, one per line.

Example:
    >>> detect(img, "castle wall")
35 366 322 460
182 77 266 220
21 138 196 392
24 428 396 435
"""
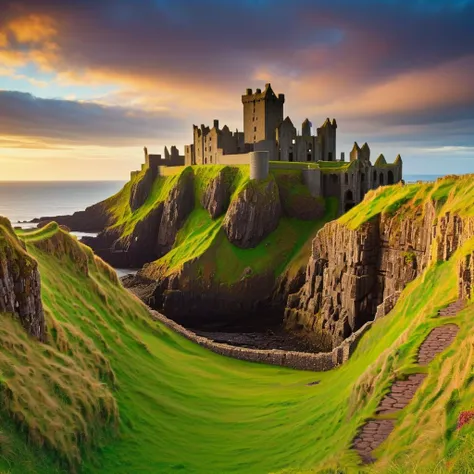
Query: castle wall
318 121 337 161
276 120 296 161
215 152 252 166
254 139 277 161
147 307 382 372
185 144 194 166
302 169 322 197
323 173 341 198
296 136 316 162
193 126 208 165
264 97 284 143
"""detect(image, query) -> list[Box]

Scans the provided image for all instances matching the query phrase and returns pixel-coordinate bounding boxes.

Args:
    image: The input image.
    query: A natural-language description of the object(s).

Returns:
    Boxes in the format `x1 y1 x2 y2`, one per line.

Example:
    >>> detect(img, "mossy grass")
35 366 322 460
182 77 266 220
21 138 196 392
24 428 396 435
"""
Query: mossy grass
0 204 472 473
2 175 474 472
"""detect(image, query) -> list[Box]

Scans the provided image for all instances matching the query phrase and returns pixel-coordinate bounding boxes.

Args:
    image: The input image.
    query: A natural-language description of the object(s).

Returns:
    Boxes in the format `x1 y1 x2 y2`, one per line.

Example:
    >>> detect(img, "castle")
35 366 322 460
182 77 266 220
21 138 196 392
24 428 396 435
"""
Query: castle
143 83 402 214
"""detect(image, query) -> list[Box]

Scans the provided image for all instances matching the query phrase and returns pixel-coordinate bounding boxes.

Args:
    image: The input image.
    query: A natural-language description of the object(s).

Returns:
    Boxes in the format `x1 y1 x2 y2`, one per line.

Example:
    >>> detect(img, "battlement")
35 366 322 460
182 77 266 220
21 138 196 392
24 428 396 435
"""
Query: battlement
241 83 285 104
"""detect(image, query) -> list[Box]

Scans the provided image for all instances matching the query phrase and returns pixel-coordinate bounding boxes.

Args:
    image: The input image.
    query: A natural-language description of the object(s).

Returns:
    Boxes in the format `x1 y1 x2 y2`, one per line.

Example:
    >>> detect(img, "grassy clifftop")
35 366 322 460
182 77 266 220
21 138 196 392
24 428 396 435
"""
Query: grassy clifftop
95 165 338 288
0 176 474 472
339 174 474 230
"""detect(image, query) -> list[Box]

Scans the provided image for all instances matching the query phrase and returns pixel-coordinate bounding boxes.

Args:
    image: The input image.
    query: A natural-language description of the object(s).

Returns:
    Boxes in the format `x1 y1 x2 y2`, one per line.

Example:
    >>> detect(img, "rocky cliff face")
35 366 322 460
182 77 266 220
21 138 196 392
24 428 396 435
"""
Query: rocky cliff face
124 259 278 330
156 170 195 257
224 178 281 249
0 218 45 341
130 167 155 211
201 170 231 219
82 170 194 267
285 201 474 348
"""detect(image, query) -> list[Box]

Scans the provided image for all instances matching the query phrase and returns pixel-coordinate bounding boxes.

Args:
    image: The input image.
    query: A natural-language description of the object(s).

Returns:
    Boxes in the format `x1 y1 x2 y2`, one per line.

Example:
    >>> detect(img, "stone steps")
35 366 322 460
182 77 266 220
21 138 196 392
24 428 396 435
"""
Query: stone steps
352 300 463 465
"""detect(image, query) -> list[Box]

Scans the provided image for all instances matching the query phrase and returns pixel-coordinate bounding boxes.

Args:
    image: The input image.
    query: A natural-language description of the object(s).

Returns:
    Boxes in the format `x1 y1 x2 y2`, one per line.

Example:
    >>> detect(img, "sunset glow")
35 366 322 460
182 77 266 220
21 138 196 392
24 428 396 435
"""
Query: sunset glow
1 0 474 180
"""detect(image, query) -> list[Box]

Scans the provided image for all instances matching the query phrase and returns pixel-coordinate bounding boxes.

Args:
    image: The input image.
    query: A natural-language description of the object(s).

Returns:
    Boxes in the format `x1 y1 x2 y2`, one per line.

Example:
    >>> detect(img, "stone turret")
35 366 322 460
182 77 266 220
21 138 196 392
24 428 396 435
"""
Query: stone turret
359 143 370 163
350 142 361 162
302 118 312 137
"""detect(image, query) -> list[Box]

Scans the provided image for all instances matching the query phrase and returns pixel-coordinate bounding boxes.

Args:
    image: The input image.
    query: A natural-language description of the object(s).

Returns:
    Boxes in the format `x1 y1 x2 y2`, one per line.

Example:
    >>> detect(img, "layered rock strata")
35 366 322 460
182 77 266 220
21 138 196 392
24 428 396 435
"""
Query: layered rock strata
285 202 474 347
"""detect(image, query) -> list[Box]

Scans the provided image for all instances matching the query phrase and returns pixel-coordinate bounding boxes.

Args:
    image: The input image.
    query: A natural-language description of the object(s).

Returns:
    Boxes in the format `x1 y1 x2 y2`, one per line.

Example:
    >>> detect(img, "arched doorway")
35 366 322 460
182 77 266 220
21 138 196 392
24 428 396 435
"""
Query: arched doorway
388 170 394 184
344 189 355 212
373 170 377 184
379 173 384 185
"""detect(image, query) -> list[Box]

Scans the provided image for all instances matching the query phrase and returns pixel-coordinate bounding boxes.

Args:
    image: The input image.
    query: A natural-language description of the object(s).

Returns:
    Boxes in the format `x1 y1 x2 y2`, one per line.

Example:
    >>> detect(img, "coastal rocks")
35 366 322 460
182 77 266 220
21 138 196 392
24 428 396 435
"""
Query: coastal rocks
201 170 231 219
224 178 281 249
125 262 279 330
285 218 381 347
82 170 195 266
156 169 195 257
130 167 155 211
33 200 110 233
0 217 45 341
285 200 474 348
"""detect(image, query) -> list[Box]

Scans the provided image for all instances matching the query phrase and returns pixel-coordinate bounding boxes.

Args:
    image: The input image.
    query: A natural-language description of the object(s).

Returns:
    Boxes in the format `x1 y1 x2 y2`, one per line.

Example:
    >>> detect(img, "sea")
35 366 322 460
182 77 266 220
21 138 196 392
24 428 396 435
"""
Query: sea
0 175 443 276
0 180 134 277
0 175 443 225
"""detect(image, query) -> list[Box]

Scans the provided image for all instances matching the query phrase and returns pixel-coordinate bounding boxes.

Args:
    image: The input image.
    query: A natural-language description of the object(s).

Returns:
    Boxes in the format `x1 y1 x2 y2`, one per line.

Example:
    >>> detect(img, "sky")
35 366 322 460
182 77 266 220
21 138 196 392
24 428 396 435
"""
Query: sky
1 0 474 180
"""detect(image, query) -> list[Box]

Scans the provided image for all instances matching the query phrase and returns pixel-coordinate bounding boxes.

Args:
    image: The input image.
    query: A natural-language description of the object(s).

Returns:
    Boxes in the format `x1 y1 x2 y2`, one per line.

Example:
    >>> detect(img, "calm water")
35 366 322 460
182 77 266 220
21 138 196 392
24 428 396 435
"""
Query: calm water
0 176 443 224
0 181 126 224
0 176 444 277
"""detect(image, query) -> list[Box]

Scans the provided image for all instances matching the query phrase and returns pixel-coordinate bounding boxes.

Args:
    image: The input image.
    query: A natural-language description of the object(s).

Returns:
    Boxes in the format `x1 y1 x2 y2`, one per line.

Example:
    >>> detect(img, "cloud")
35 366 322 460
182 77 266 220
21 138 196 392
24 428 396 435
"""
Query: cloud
0 91 185 146
1 0 474 173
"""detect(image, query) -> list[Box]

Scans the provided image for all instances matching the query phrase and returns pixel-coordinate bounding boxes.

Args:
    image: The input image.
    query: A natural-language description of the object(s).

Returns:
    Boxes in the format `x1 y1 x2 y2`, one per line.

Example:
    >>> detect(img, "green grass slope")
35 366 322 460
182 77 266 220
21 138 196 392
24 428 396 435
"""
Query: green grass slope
0 176 473 473
100 164 338 286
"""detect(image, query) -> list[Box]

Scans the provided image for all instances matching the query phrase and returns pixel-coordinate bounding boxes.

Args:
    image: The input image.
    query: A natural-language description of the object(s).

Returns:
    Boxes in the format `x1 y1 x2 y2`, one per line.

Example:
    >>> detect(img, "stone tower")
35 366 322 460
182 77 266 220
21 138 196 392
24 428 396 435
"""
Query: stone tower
242 83 284 146
317 118 337 161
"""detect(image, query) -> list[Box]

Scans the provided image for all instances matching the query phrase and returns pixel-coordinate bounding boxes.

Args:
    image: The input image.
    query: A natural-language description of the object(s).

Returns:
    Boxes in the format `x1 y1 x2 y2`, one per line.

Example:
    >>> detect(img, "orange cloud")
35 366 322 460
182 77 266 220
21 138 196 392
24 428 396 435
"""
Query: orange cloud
7 14 57 44
0 13 59 72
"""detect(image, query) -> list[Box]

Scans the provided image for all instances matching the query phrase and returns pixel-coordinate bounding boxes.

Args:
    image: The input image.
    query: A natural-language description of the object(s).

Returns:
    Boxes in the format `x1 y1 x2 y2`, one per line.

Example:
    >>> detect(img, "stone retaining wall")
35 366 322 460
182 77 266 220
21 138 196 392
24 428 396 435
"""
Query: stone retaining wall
147 306 384 372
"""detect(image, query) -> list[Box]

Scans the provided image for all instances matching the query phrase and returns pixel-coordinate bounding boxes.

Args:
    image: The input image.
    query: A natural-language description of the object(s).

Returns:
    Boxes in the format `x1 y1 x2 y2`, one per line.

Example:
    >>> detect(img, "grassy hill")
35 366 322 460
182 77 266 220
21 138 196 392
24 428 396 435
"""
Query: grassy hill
0 176 474 472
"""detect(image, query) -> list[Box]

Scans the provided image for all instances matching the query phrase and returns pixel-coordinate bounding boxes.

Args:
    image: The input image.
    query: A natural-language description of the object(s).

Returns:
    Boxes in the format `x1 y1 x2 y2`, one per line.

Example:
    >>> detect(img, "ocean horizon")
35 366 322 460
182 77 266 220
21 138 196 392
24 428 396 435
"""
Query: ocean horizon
0 174 444 226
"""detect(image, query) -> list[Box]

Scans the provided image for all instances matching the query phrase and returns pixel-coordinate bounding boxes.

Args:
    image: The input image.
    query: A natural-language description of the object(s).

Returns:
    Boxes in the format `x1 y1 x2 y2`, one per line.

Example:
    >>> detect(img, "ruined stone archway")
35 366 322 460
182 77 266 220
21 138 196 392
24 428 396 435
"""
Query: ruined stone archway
388 170 394 185
379 173 384 185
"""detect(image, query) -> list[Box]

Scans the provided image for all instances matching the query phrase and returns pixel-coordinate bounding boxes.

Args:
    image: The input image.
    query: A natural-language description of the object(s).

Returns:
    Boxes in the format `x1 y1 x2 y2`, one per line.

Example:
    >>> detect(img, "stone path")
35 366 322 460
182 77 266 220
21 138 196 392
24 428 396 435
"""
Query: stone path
375 374 427 415
417 324 459 365
352 420 394 464
438 300 464 317
352 300 463 464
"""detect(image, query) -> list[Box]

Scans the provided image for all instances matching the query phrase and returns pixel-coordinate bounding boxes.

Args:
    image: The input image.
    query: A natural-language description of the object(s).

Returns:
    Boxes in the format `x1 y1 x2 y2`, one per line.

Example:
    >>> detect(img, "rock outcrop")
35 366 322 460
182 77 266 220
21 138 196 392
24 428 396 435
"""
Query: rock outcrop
285 200 474 348
0 218 45 341
82 170 194 266
130 167 155 211
224 178 281 248
124 261 278 330
156 170 195 257
201 170 231 219
32 200 111 233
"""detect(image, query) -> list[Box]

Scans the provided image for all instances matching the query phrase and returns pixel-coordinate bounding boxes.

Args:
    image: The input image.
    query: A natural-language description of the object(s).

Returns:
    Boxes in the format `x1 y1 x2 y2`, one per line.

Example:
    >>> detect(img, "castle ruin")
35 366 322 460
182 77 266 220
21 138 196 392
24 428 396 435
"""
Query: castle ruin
142 83 402 214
